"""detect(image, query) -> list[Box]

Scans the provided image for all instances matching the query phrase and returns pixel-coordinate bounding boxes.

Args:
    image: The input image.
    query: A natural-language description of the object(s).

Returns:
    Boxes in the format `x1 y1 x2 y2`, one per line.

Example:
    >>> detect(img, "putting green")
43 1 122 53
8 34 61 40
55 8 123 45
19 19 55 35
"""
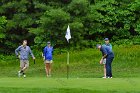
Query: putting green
0 77 139 93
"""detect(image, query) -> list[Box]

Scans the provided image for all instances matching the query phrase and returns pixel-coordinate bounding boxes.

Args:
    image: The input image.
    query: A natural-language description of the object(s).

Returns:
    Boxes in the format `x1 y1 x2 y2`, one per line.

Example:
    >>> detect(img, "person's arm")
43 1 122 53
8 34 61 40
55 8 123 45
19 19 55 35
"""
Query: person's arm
29 47 35 59
100 47 108 64
15 46 21 58
102 54 107 59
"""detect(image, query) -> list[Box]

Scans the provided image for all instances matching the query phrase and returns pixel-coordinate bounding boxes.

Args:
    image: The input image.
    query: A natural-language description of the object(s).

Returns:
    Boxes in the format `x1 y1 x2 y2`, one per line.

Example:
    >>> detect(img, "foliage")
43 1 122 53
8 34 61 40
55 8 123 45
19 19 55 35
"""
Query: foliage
0 16 7 40
0 0 140 53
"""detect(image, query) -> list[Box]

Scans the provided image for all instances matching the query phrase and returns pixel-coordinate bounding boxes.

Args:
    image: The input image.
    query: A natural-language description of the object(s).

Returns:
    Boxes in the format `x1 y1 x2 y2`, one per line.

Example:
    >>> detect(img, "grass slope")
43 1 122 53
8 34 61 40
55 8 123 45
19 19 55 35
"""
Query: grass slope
0 45 140 93
0 78 140 93
0 45 140 78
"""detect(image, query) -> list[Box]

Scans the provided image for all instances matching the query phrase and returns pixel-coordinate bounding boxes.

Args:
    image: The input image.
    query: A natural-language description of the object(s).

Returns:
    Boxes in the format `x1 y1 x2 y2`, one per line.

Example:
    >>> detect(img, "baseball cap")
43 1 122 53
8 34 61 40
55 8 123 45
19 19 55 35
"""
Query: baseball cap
47 41 51 44
104 38 109 41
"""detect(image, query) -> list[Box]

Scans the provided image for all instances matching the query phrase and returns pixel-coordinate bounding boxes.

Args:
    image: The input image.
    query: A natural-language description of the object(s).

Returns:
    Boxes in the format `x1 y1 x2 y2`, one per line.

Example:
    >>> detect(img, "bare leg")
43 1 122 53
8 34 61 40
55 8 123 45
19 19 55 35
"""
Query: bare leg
20 64 28 73
22 66 28 72
48 63 52 76
104 64 106 77
45 63 49 77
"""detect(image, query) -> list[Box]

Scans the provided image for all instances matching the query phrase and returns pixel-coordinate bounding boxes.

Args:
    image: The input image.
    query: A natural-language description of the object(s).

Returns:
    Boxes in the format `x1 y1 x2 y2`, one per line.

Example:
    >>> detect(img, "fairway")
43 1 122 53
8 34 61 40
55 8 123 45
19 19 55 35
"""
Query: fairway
0 78 140 93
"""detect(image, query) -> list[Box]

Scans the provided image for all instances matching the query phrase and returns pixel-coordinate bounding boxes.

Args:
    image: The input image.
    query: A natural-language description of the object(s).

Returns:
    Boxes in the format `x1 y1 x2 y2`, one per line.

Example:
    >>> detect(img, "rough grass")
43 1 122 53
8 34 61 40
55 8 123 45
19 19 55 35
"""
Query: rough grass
0 45 140 78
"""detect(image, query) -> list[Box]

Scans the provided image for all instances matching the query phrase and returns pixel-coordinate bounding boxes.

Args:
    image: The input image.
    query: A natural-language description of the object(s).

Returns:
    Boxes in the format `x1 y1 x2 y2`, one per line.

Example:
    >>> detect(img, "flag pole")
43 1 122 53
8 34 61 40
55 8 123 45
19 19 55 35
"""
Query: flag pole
67 51 69 79
65 25 71 79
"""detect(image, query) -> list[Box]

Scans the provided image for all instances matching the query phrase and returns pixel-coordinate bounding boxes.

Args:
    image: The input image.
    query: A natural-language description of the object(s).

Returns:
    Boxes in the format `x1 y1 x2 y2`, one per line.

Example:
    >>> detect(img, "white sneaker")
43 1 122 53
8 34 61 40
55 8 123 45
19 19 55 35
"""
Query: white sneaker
107 77 112 78
23 75 26 78
18 71 22 77
102 76 106 78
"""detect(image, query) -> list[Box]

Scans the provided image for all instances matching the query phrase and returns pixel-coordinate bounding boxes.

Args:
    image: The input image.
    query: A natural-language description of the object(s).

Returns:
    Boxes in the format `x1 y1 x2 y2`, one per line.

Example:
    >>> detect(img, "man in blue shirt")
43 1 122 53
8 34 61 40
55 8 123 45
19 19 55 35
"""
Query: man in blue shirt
97 44 114 78
103 38 112 50
102 38 113 78
15 40 35 78
43 41 53 77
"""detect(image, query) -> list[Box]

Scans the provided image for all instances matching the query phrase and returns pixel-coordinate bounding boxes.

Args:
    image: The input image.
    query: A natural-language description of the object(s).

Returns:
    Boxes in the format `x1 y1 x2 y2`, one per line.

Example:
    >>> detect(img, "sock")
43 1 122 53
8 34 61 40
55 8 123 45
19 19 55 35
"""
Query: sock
20 70 23 73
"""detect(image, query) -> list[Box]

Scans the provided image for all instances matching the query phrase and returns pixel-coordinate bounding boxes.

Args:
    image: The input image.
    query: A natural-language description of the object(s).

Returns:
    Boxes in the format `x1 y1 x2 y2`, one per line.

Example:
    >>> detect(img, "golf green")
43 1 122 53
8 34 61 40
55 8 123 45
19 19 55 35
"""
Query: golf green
0 78 139 93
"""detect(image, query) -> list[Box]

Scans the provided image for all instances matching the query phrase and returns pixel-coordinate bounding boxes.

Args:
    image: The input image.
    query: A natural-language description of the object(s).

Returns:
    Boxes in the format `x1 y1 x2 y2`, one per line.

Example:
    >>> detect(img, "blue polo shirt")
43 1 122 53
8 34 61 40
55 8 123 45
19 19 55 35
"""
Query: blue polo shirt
102 43 112 50
43 46 53 61
100 45 114 58
15 45 34 60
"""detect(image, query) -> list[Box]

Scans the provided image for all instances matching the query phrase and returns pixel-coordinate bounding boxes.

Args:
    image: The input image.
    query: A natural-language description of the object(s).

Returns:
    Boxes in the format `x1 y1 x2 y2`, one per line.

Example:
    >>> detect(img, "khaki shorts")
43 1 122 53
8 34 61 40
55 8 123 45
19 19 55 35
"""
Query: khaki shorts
102 58 106 65
44 60 53 64
20 60 29 68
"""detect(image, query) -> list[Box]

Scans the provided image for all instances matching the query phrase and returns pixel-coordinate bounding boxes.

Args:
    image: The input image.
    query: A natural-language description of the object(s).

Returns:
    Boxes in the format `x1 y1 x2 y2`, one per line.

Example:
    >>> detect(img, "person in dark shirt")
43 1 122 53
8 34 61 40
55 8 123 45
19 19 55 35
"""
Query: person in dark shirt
102 38 113 78
96 44 114 78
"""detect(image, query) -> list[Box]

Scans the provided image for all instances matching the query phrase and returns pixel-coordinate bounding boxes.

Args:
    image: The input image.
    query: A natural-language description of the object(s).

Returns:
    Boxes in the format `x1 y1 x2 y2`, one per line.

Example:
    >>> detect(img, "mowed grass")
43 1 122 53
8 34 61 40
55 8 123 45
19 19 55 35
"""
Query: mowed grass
0 45 140 93
0 78 140 93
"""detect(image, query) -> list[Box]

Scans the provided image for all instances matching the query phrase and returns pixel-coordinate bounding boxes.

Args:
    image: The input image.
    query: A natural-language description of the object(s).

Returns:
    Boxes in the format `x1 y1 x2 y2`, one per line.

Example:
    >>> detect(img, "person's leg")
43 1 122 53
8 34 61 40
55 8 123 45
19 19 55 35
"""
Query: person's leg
106 58 110 77
104 64 106 77
22 61 29 71
19 60 29 78
20 60 24 70
18 60 24 77
45 63 49 77
20 61 29 72
23 61 29 77
106 58 113 77
110 58 114 77
49 63 52 76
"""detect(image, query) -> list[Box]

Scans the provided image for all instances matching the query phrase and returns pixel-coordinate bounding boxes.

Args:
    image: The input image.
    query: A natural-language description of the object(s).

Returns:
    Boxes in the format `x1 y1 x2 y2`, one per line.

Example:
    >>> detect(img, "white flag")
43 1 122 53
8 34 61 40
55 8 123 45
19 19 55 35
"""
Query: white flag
65 25 71 43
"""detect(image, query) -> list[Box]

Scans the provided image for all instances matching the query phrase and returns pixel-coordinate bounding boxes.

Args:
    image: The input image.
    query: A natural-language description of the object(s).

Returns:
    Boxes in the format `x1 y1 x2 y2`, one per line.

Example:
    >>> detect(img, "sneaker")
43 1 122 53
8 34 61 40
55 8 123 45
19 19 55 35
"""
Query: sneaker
18 71 22 77
107 77 112 78
102 76 106 78
23 74 26 78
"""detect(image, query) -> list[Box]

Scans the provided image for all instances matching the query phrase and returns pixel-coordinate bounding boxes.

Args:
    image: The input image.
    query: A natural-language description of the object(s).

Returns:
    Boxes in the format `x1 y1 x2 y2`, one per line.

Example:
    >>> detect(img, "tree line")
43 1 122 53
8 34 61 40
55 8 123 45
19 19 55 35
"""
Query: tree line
0 0 140 54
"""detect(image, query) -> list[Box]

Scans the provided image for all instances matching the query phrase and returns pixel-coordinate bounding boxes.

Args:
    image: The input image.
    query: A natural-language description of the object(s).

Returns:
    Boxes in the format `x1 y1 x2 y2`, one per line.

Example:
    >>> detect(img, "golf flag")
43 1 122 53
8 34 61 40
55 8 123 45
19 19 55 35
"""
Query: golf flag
65 25 71 43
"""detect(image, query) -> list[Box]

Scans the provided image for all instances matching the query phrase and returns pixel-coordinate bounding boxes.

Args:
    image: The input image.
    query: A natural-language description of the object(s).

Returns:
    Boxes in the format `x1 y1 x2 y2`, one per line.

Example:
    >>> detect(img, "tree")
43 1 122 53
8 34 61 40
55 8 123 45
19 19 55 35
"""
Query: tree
0 16 7 40
29 8 70 49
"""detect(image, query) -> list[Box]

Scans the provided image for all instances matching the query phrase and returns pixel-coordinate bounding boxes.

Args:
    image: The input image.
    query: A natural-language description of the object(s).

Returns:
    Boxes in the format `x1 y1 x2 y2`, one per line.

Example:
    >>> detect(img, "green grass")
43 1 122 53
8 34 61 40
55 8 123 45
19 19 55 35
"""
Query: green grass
0 78 140 93
0 45 140 92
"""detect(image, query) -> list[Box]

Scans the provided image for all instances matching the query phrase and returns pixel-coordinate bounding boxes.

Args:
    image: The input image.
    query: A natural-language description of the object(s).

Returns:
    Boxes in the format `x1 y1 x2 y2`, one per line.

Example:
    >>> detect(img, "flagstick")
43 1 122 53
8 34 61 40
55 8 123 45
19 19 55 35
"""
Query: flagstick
67 51 69 79
65 25 71 79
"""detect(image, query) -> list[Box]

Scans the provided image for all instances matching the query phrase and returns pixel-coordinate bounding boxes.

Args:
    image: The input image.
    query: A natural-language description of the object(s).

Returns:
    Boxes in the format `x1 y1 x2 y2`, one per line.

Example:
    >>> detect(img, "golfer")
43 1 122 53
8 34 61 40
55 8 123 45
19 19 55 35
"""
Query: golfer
43 42 53 77
102 38 113 78
15 40 35 78
96 44 114 78
103 38 112 49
